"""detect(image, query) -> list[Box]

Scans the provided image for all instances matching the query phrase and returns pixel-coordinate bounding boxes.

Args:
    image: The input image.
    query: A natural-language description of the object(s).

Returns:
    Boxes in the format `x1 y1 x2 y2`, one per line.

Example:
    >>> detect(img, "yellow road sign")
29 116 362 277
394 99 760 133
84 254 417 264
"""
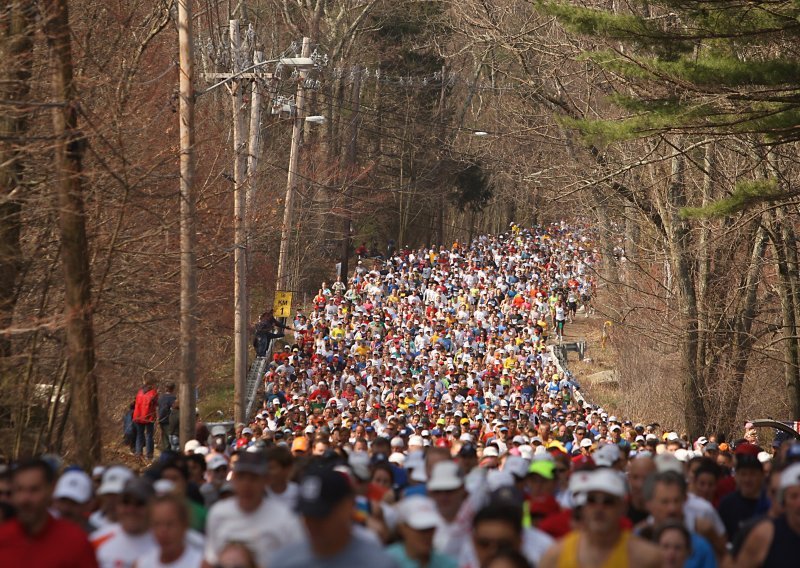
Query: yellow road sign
273 291 293 318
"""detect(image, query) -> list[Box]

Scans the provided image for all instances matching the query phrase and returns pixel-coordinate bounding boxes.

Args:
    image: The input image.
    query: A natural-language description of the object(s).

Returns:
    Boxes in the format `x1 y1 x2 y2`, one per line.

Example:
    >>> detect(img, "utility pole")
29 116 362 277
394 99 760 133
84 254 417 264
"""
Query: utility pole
339 66 360 281
230 19 248 425
276 37 311 293
177 0 198 448
246 51 264 239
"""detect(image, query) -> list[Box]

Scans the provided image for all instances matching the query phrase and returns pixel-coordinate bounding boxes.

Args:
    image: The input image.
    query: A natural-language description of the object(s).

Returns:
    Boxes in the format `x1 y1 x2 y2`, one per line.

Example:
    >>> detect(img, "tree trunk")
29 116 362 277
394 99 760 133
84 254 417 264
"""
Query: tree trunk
0 1 33 359
44 0 100 467
666 144 705 438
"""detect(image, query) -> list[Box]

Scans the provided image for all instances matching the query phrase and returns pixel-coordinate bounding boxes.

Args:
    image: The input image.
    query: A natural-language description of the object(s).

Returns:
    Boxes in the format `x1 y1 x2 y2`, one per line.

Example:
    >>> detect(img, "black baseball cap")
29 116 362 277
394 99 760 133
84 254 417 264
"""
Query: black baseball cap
297 469 353 518
232 451 268 475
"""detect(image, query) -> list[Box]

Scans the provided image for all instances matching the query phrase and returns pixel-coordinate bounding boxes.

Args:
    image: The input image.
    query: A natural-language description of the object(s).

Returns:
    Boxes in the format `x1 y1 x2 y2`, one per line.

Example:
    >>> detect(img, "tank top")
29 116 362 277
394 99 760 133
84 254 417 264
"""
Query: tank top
557 530 631 568
763 516 800 568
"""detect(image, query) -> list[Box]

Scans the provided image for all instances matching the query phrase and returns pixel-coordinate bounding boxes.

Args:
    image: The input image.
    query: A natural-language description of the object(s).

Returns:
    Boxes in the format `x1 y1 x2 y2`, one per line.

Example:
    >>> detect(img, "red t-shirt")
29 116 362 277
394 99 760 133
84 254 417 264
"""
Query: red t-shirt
0 514 98 568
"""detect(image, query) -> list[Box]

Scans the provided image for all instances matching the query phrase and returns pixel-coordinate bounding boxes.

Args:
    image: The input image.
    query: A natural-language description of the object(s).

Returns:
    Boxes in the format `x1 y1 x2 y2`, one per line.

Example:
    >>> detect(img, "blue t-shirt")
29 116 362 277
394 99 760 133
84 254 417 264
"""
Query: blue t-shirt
273 531 398 568
686 533 717 568
386 542 458 568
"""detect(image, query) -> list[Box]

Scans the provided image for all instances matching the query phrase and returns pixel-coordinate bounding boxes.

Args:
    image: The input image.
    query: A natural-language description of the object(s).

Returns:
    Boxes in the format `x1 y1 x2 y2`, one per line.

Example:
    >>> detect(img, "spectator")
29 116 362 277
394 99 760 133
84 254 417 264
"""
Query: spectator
158 383 177 452
133 381 159 460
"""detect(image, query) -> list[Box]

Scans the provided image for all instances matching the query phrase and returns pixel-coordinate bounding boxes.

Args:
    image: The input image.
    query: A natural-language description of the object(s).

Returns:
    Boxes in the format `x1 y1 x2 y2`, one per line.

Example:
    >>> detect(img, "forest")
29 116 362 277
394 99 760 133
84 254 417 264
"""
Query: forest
2 0 799 465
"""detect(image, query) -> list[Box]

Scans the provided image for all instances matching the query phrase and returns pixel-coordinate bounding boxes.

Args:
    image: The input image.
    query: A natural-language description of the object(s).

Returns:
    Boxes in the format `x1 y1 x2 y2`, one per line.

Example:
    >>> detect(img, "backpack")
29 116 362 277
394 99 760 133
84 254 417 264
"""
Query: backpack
133 388 158 424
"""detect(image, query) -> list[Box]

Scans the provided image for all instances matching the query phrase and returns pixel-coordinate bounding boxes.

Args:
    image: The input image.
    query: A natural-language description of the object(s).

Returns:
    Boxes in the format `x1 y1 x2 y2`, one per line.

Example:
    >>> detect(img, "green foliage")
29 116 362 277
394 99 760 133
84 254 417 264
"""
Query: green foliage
546 0 800 144
681 179 783 218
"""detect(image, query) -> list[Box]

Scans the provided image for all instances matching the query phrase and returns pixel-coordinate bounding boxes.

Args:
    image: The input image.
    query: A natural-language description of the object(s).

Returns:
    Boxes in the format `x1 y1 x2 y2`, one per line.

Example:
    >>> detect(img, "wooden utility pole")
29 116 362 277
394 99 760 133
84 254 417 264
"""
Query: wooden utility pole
230 20 249 425
43 0 100 467
276 37 311 293
177 0 197 448
246 50 264 240
339 66 360 281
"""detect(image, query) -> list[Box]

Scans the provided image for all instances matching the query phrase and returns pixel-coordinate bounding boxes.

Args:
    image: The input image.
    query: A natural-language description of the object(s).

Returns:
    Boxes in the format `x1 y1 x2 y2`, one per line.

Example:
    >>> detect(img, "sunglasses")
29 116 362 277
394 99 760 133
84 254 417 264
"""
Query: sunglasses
474 537 517 550
585 493 620 507
121 496 148 507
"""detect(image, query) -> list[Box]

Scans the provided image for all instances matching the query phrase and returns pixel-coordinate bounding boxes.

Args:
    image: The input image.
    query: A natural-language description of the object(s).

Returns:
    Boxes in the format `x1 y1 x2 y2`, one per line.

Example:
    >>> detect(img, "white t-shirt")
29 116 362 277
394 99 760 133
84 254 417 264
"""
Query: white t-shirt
204 496 305 567
266 481 300 510
136 545 204 568
91 524 156 568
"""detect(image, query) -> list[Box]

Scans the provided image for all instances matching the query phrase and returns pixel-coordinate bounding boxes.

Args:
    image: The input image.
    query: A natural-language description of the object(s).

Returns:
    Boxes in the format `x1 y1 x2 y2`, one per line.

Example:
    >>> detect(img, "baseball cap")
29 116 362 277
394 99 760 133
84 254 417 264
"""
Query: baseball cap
527 460 556 480
207 454 228 471
121 477 155 503
184 440 201 453
348 451 371 481
98 465 134 496
54 470 93 504
427 461 464 492
232 451 268 475
704 441 719 451
292 437 309 453
593 443 622 467
779 463 800 491
579 438 593 448
210 425 227 437
396 496 443 530
570 468 626 498
297 469 354 518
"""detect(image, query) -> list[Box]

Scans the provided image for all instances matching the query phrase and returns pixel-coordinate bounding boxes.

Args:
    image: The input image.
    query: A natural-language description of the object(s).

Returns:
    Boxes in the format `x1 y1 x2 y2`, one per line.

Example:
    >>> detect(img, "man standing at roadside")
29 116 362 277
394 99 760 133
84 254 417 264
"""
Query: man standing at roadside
158 382 177 452
133 380 159 461
0 459 98 567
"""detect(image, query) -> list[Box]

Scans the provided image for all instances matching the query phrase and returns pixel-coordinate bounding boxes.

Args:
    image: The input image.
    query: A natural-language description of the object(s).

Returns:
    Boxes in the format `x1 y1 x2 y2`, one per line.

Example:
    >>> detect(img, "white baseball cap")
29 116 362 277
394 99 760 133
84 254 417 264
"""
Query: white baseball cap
427 461 464 492
779 463 800 491
184 440 201 453
98 465 134 496
54 470 93 504
396 495 443 530
570 468 627 498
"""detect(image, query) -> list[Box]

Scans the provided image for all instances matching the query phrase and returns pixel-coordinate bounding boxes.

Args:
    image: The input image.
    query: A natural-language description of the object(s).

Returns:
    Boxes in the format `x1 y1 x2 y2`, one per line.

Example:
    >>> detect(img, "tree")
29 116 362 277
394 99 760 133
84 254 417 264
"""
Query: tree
43 0 100 467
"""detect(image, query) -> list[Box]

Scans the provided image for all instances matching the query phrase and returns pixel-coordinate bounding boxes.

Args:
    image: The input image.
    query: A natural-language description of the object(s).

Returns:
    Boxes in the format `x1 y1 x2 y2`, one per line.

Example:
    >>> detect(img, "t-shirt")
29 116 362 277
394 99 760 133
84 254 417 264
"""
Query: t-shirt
0 515 98 568
274 531 399 568
137 545 204 568
387 542 457 568
91 523 156 568
204 497 304 567
718 490 770 541
267 482 300 510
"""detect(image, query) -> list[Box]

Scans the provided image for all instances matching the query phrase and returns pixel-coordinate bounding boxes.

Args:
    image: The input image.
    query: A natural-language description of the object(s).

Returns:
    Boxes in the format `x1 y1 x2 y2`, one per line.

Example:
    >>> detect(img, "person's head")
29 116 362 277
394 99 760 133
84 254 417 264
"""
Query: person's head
371 461 394 491
217 542 259 568
396 496 442 562
52 469 93 526
735 455 765 499
471 502 523 568
627 456 656 507
524 460 556 498
572 468 628 537
297 468 355 556
778 463 800 524
159 457 189 495
118 478 154 535
654 521 692 568
150 494 189 553
186 454 206 485
11 459 56 533
688 459 719 503
231 451 269 512
266 446 293 489
644 471 687 524
427 461 467 521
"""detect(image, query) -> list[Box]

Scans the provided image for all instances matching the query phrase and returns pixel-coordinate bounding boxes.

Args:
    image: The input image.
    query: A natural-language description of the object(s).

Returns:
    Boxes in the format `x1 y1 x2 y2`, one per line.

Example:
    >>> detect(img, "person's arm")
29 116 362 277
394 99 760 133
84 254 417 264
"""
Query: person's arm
537 541 562 568
734 520 773 568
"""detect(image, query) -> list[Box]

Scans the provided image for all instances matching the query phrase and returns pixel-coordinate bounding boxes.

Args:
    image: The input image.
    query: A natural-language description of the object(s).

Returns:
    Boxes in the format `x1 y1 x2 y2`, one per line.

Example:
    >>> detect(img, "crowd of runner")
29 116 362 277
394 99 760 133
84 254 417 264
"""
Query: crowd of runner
2 222 800 568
